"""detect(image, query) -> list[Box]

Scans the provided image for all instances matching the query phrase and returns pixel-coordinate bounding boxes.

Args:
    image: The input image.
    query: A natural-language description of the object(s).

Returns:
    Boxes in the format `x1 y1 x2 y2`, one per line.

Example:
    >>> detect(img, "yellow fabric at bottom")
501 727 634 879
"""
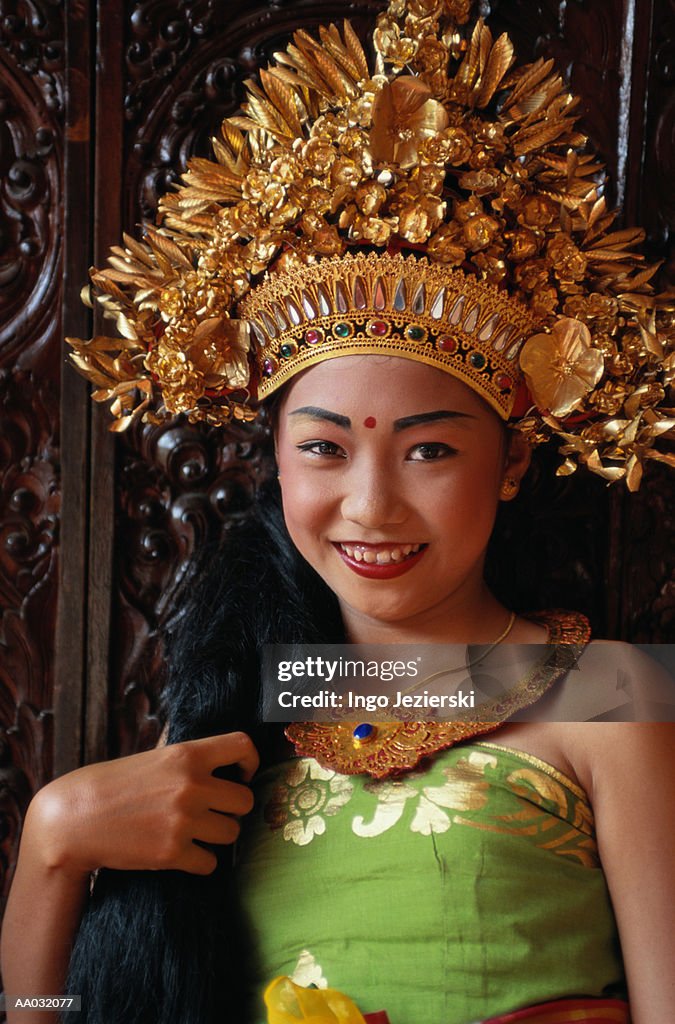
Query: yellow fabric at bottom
265 977 367 1024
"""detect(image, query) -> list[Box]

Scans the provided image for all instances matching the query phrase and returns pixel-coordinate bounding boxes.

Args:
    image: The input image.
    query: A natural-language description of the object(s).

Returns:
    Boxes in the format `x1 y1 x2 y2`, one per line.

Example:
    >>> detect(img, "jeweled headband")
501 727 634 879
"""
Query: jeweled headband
67 0 675 490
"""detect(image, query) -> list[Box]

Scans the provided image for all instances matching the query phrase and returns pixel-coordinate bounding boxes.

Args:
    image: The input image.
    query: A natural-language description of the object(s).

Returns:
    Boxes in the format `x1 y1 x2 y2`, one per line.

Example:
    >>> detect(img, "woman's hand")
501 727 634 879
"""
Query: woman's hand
29 731 260 878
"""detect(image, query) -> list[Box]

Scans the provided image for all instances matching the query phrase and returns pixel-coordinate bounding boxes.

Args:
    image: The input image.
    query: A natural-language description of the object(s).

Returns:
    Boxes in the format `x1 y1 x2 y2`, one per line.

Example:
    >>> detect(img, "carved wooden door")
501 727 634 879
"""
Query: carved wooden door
0 0 673 1000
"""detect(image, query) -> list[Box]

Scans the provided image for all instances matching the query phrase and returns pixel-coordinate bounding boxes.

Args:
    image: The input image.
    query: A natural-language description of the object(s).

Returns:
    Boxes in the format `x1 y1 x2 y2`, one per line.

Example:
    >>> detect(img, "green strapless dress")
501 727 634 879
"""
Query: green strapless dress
236 741 626 1024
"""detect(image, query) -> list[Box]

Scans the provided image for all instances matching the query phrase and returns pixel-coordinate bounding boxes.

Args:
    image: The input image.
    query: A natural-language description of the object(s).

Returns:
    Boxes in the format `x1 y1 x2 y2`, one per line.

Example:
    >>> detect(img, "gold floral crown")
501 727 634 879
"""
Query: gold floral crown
67 0 675 489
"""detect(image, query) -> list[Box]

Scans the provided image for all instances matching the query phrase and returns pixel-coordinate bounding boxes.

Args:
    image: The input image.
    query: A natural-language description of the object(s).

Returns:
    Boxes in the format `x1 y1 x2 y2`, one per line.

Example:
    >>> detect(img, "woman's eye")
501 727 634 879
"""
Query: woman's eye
407 442 456 461
296 440 346 458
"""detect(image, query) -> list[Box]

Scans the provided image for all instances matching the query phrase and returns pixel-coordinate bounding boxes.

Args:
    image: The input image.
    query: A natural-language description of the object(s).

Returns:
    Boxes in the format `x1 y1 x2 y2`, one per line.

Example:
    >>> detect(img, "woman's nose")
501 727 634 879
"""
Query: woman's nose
340 460 407 530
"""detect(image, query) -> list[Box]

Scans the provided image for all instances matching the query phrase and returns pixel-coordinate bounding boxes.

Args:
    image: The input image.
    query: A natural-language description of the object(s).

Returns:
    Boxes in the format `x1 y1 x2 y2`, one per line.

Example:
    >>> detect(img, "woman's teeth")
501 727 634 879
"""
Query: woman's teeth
339 543 422 565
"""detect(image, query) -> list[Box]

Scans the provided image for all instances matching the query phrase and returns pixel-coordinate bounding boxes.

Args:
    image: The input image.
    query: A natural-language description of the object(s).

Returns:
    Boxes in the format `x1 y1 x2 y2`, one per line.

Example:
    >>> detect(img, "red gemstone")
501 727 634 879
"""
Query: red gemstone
305 329 322 344
438 336 457 353
496 374 513 389
369 320 388 336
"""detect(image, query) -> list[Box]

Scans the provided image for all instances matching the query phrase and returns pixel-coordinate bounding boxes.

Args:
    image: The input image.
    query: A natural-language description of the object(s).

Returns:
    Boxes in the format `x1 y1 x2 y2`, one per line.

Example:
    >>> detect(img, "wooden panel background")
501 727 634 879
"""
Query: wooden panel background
0 0 673 1002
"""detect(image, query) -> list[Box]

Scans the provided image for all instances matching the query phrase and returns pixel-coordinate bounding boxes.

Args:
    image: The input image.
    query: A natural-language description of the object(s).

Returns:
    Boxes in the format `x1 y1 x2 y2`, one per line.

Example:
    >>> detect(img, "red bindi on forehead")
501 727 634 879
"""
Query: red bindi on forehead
363 416 377 428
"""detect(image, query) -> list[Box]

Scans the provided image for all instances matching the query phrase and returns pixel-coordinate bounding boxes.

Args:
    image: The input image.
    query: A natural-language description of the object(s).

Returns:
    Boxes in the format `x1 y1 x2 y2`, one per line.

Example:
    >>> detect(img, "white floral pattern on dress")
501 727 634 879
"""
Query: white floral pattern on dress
352 777 419 837
264 759 354 846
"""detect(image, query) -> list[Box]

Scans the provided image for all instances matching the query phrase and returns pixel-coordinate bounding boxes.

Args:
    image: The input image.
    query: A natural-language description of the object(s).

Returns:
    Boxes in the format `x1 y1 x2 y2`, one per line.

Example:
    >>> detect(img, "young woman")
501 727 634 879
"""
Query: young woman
3 0 674 1021
3 352 674 1024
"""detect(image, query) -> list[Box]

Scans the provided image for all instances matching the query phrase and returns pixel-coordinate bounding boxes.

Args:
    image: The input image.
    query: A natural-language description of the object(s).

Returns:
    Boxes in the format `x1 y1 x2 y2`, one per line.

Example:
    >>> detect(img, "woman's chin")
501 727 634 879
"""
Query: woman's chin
335 590 441 633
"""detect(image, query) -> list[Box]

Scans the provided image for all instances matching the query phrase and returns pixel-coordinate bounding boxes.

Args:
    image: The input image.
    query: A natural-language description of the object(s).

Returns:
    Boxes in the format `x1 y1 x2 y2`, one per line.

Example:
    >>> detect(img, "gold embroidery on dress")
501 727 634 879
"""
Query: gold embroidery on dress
263 746 598 865
450 761 599 867
354 751 493 837
475 740 590 802
353 777 419 838
410 753 493 835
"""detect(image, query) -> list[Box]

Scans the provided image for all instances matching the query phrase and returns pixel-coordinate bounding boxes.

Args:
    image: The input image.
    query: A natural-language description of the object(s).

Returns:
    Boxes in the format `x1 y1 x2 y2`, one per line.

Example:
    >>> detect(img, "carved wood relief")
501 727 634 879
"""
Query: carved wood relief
0 1 673 976
123 2 386 221
0 369 59 879
112 416 272 756
0 0 64 915
0 0 63 375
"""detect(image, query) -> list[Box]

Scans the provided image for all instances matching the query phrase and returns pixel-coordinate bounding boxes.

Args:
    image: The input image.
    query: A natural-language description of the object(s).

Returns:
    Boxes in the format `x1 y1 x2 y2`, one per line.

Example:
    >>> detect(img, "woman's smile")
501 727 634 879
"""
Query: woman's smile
333 541 428 577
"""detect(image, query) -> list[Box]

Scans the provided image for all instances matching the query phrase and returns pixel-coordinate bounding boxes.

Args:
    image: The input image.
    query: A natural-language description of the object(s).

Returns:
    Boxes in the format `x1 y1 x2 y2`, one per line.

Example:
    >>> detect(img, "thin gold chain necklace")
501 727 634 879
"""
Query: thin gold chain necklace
394 610 517 701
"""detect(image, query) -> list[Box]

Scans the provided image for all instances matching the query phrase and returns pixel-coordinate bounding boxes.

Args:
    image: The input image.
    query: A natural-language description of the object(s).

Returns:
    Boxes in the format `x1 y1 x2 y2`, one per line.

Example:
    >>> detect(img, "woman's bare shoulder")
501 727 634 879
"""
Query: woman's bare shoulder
490 639 674 798
581 638 673 679
562 719 675 802
557 639 674 796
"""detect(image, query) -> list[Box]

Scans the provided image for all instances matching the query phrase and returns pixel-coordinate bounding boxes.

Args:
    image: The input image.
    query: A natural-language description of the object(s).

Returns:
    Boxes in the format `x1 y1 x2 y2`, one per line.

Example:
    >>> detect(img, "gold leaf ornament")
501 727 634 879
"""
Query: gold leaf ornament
520 317 605 417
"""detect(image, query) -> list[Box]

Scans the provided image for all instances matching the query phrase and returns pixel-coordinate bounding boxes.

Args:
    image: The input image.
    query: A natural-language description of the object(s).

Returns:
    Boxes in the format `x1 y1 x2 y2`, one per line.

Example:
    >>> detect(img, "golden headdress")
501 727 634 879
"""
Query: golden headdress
68 0 675 490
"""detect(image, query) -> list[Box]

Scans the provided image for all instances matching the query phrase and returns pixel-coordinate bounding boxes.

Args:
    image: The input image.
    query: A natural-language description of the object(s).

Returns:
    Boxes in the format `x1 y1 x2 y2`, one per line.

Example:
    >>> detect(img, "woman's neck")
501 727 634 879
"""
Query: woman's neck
339 583 512 645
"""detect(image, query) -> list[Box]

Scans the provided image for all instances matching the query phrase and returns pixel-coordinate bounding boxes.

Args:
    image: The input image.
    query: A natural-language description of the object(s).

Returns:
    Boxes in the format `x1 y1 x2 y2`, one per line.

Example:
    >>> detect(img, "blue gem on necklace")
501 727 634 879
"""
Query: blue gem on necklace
352 723 376 748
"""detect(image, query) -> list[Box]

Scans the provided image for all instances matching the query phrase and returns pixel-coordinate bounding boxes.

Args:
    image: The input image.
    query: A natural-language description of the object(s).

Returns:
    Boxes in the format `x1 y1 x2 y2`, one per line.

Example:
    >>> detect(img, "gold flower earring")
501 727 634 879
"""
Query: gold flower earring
500 476 519 499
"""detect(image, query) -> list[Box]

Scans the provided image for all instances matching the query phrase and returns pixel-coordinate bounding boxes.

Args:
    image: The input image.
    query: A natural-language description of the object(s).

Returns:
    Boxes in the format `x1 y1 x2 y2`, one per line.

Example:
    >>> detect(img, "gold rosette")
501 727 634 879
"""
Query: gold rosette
186 317 250 391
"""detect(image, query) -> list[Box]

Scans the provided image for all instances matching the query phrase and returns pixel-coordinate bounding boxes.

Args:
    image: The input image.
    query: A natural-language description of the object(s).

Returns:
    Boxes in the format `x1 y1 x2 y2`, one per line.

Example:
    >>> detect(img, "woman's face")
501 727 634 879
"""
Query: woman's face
275 356 529 636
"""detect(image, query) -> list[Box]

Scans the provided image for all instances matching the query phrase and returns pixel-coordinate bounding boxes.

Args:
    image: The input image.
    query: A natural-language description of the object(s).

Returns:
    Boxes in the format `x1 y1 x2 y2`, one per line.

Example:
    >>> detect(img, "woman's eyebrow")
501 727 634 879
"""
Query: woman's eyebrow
288 407 476 431
289 406 351 429
393 410 476 431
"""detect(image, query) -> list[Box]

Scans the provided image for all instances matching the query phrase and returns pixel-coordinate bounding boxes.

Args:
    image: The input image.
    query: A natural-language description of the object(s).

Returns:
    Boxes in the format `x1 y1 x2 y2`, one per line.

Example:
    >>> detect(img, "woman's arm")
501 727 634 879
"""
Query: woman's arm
0 797 90 1024
0 732 259 1024
572 720 675 1024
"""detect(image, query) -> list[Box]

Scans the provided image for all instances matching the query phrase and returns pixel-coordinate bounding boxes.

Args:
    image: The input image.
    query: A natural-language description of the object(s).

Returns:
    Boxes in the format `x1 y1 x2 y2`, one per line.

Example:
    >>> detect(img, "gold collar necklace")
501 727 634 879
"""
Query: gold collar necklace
285 610 591 778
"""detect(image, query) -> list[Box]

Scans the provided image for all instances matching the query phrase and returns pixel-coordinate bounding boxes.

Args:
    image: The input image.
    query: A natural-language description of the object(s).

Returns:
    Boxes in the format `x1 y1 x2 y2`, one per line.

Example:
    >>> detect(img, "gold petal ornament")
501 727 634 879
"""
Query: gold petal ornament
369 77 449 168
186 317 251 389
520 318 605 417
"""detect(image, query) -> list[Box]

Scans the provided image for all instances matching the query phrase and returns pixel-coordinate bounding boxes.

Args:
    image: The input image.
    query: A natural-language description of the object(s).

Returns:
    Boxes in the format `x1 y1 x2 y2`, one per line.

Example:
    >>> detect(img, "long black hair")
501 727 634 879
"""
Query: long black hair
64 478 343 1024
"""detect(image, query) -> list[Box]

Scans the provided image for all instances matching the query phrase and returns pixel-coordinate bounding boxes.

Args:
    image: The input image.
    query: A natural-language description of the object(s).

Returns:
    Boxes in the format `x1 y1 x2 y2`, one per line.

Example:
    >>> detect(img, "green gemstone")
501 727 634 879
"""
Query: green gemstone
469 351 487 369
407 326 425 340
280 343 294 358
334 323 350 338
